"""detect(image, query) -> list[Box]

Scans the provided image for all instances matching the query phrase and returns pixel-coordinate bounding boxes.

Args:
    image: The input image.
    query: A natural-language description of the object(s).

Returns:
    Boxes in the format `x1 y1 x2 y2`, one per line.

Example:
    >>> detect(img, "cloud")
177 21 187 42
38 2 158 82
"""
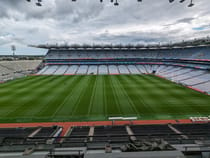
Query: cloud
0 33 25 46
0 0 210 54
193 24 210 31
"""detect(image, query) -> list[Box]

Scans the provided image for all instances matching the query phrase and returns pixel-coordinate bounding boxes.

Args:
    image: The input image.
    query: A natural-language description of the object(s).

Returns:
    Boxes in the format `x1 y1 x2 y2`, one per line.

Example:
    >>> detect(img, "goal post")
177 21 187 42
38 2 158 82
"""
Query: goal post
108 117 138 125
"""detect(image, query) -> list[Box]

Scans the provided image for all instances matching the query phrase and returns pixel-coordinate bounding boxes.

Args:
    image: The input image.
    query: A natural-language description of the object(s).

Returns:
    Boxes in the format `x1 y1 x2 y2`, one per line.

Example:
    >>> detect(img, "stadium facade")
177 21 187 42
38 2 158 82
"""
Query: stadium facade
36 45 210 94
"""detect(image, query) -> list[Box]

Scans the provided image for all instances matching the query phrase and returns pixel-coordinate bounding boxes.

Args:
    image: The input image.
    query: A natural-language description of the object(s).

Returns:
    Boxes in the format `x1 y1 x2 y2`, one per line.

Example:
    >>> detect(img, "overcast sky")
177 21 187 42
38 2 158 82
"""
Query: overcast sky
0 0 210 55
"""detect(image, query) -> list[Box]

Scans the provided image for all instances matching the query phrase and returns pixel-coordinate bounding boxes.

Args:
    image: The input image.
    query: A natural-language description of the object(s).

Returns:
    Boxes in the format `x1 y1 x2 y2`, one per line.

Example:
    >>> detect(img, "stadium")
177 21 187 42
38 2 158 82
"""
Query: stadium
0 0 210 158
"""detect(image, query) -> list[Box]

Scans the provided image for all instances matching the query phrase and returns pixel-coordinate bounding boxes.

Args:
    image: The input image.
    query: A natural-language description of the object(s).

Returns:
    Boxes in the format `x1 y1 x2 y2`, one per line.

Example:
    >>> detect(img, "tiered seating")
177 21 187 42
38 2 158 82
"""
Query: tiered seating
118 65 130 74
42 65 58 75
1 123 210 148
136 65 147 73
77 65 88 74
173 123 210 132
65 65 78 74
127 65 140 74
37 63 210 93
98 65 108 74
93 126 128 142
0 127 37 137
63 126 90 146
130 124 175 138
164 68 192 79
33 126 58 137
170 70 205 81
0 127 37 145
26 126 61 144
45 47 210 60
155 65 167 73
158 66 174 74
87 65 98 74
37 66 49 74
193 82 210 93
144 65 153 73
54 65 68 75
0 60 41 81
172 123 210 139
0 126 61 145
37 47 210 93
108 65 119 74
181 73 210 86
169 69 195 81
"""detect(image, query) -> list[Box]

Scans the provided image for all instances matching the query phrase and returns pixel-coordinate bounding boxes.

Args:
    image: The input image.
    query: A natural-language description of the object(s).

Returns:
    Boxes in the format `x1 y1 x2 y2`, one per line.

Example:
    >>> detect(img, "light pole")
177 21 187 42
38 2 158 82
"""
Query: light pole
11 45 16 58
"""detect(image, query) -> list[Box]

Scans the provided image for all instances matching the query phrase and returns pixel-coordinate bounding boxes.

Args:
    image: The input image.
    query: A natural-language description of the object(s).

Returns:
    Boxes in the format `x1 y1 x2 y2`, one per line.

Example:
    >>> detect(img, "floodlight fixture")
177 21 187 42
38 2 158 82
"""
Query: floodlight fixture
36 2 42 6
25 0 195 7
188 0 194 7
114 0 119 6
169 0 175 3
179 0 185 3
11 45 16 57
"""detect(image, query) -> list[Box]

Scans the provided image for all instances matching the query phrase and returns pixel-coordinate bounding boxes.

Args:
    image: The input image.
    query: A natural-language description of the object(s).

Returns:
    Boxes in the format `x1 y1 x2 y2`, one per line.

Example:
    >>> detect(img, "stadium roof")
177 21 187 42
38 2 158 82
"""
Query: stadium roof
30 37 210 50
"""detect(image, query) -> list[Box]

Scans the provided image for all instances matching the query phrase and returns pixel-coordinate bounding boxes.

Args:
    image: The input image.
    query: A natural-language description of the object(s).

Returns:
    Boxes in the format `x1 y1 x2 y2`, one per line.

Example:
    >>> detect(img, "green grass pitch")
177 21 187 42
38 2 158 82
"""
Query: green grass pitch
0 75 210 123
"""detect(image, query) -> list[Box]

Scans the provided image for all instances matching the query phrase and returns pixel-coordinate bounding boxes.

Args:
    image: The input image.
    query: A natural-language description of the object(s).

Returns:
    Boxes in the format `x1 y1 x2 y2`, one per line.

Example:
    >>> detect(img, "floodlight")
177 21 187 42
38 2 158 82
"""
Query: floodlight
169 0 175 3
25 0 195 7
188 0 194 7
36 2 42 6
114 0 119 6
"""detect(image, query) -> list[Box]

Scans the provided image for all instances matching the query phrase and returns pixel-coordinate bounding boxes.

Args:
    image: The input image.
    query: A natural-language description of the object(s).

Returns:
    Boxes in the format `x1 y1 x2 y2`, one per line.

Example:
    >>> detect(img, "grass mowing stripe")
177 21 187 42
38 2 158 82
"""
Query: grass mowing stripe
87 76 98 116
0 76 47 90
102 76 107 117
132 75 167 119
112 75 139 116
107 76 123 116
138 75 210 119
118 75 152 117
0 75 209 123
51 75 84 117
72 76 96 117
144 75 193 119
0 76 57 116
4 76 65 118
140 75 185 119
0 76 38 88
35 75 82 117
104 76 121 116
53 76 90 118
146 75 205 117
123 75 158 119
87 76 104 117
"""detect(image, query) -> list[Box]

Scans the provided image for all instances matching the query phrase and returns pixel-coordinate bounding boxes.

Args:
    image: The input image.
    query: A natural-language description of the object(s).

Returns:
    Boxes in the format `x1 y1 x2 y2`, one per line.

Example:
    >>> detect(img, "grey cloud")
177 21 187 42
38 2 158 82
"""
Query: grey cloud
93 29 182 44
176 18 194 24
0 0 210 55
0 33 25 46
164 17 195 27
